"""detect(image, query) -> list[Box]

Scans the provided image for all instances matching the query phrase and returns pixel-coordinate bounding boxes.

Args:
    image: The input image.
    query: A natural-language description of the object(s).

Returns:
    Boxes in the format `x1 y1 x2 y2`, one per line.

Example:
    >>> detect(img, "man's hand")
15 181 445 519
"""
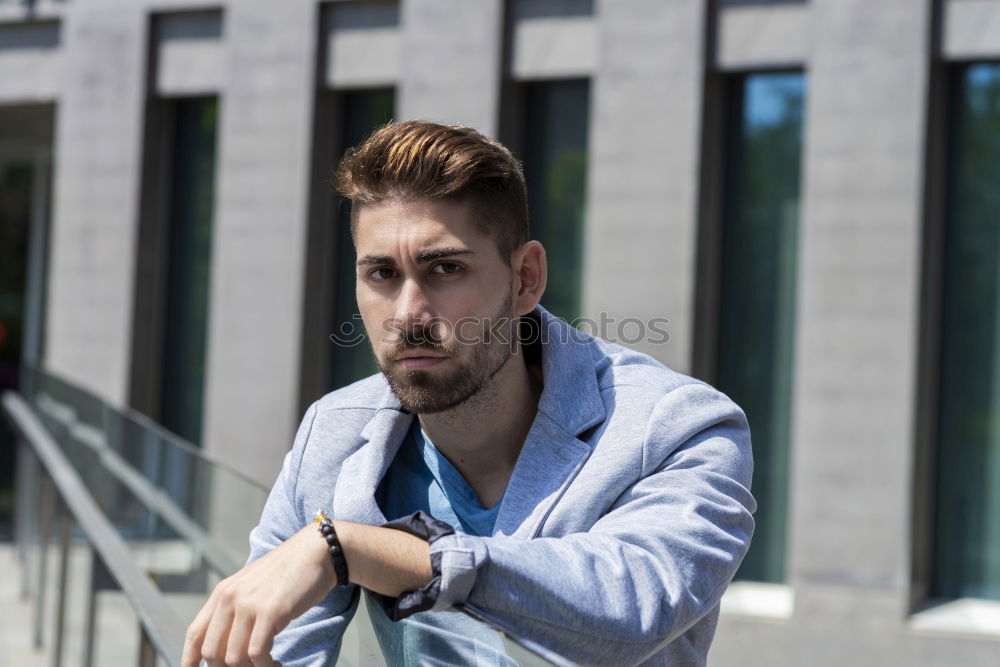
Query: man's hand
181 523 335 667
182 519 434 666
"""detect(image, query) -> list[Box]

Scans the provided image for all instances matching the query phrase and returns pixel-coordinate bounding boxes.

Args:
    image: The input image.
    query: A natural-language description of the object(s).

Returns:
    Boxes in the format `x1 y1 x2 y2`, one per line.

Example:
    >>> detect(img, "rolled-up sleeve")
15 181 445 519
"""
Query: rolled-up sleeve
416 383 757 665
367 512 490 617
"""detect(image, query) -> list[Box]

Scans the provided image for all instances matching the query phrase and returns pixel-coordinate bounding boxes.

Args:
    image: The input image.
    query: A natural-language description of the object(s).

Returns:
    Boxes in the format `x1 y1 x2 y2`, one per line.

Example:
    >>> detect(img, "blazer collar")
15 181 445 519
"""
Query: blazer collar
528 304 606 436
332 406 413 526
494 305 606 537
333 304 607 536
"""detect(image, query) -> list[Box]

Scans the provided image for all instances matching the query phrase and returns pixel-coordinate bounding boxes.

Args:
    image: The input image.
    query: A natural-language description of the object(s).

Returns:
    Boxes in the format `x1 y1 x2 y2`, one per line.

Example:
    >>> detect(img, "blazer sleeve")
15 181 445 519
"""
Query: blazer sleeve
424 382 757 666
244 402 361 667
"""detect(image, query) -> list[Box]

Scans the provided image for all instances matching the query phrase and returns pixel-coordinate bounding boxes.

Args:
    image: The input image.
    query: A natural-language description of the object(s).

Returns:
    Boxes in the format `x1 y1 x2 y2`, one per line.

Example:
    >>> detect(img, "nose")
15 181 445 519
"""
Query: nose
391 278 436 341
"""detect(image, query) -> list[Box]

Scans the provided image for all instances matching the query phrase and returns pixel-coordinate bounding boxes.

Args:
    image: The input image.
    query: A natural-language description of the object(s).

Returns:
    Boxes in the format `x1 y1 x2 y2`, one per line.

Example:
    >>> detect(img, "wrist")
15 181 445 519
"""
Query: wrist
301 522 337 591
313 512 349 589
330 519 356 583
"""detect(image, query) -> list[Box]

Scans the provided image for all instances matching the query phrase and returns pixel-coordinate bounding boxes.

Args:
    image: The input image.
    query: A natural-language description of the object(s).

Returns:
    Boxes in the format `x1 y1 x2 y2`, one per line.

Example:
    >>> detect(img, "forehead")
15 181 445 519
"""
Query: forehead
354 198 489 252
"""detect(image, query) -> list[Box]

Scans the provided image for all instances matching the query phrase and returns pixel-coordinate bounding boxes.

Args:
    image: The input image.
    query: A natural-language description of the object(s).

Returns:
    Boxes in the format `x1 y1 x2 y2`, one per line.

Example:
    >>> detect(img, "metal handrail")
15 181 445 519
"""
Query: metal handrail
26 363 264 491
3 390 187 667
35 391 242 576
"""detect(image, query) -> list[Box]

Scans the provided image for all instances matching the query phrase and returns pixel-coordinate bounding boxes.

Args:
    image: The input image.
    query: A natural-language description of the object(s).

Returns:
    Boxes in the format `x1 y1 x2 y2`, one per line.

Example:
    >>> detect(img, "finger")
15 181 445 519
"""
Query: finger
223 608 256 666
200 598 236 666
246 616 279 667
181 597 217 667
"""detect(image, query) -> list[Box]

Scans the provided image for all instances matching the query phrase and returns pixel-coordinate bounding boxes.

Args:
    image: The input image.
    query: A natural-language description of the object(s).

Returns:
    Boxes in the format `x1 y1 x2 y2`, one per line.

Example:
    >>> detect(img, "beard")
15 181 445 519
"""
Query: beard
375 288 517 414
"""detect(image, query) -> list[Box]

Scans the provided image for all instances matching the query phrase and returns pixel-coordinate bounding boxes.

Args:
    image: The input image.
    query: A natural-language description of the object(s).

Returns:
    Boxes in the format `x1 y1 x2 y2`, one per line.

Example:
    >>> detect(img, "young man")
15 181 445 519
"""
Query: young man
182 121 756 666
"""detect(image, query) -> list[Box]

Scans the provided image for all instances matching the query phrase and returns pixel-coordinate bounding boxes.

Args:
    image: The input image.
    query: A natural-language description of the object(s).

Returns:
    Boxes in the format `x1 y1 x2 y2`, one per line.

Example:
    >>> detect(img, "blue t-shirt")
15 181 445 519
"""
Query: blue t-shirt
369 419 514 665
378 419 503 535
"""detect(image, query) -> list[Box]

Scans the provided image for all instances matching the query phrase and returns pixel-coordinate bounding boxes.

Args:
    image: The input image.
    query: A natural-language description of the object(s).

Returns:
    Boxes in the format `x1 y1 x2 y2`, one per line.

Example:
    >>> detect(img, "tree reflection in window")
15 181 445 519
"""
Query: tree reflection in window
718 72 806 584
522 80 590 323
935 63 1000 601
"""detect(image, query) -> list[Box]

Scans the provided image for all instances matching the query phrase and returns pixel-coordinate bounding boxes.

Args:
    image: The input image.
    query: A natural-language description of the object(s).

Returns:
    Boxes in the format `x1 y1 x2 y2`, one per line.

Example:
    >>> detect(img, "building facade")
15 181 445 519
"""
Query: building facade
1 0 999 663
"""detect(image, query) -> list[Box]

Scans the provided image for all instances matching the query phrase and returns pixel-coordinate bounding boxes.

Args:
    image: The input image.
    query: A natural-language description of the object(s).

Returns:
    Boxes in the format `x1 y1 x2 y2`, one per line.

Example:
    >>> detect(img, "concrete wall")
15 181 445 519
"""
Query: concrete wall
200 0 319 487
789 0 928 633
398 0 504 135
43 1 147 406
585 0 706 372
0 19 62 102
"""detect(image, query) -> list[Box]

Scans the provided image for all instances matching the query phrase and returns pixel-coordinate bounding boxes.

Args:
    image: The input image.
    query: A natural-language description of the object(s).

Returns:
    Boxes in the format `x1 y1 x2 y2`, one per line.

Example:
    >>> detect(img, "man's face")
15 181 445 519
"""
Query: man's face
353 197 519 414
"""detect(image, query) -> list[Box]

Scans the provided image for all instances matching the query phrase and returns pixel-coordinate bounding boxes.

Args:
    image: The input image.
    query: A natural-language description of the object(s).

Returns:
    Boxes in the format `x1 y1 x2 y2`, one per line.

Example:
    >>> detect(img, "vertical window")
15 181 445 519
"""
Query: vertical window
0 102 54 533
158 97 218 445
934 63 1000 601
716 72 805 583
521 80 590 322
0 160 33 536
0 162 32 392
329 89 395 390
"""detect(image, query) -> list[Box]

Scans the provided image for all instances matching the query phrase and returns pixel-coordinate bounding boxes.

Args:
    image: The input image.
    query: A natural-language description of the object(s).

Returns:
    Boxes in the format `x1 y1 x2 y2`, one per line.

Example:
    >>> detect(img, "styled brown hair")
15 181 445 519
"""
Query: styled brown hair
334 119 530 262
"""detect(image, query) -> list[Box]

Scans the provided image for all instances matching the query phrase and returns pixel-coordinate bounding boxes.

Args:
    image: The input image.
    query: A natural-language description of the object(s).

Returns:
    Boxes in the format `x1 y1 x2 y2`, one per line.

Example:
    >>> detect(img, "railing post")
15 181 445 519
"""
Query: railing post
15 438 36 600
138 625 157 667
33 472 54 649
83 545 99 667
52 499 72 667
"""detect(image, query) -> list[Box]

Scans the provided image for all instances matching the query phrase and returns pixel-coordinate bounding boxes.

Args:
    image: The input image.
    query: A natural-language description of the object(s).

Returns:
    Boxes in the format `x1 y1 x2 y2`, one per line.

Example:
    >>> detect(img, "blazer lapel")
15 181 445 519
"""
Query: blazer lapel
332 403 413 526
494 305 607 538
493 411 593 538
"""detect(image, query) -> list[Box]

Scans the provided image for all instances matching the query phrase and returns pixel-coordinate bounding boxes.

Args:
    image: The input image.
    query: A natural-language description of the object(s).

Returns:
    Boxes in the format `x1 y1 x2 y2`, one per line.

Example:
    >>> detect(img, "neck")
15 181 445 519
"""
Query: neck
417 347 543 506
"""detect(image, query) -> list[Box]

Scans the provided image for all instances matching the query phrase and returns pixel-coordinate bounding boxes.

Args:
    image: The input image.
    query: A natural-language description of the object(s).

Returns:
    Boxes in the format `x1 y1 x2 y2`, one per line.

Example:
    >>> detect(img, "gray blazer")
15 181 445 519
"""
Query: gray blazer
247 305 756 666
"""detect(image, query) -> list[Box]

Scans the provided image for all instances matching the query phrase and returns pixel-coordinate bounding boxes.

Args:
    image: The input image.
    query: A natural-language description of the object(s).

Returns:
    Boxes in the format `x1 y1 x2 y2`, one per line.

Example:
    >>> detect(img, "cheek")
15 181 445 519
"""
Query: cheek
356 285 388 319
448 317 483 347
357 303 387 348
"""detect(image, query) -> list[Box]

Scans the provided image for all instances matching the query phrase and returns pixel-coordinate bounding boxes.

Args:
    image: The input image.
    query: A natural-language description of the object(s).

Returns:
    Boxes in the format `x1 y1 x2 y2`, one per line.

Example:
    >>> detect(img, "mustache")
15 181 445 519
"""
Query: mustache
388 327 453 355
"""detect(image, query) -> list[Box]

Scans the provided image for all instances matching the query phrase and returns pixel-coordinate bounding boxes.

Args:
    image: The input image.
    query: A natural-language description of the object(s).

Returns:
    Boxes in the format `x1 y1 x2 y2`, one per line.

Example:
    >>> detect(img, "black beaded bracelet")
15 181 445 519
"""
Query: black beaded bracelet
314 511 349 587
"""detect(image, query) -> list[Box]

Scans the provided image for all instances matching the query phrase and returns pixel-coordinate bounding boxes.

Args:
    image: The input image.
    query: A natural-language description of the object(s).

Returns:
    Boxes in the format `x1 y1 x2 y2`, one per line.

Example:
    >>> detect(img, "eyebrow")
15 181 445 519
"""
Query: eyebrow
356 247 475 268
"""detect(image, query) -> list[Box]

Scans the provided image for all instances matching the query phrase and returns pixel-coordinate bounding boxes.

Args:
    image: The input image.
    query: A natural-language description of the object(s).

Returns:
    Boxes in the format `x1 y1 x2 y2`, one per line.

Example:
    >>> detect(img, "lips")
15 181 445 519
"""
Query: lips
394 350 446 360
395 355 447 370
393 349 448 370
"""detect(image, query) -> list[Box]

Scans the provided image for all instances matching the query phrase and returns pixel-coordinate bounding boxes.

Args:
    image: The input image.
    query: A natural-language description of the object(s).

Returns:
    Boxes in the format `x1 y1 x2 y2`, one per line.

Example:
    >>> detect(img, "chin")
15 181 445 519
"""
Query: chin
385 372 478 414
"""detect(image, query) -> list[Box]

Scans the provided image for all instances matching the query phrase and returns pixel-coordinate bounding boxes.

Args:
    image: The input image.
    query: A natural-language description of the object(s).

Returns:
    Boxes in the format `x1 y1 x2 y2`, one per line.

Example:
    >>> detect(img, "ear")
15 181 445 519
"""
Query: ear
510 240 547 316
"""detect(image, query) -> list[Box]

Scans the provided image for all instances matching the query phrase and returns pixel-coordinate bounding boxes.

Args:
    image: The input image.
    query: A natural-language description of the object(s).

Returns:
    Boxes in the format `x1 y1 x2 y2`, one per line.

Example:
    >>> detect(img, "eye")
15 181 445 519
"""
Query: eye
368 267 397 282
431 262 463 276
